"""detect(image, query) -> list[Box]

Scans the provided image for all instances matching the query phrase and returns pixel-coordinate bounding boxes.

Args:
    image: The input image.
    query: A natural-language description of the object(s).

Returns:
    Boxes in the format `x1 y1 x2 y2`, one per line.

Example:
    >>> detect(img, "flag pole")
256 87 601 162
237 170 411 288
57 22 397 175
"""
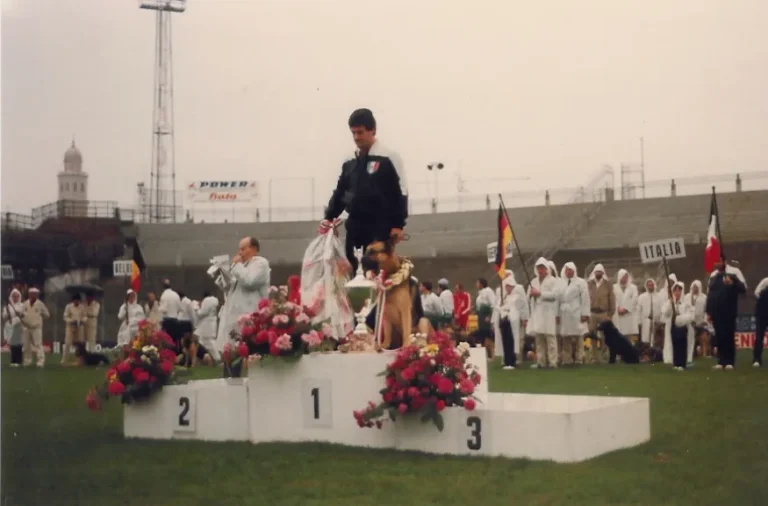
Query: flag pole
498 194 532 286
711 186 725 263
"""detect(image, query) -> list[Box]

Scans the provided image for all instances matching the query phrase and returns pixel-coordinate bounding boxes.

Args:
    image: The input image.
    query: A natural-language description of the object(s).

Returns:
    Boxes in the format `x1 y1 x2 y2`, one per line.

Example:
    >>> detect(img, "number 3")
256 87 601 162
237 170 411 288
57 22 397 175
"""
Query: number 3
178 396 190 426
467 416 482 450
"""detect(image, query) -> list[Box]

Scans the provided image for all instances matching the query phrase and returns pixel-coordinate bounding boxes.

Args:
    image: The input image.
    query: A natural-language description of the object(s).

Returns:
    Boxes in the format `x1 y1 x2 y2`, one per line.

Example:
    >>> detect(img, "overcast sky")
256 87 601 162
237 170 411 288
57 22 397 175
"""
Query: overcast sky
2 0 767 219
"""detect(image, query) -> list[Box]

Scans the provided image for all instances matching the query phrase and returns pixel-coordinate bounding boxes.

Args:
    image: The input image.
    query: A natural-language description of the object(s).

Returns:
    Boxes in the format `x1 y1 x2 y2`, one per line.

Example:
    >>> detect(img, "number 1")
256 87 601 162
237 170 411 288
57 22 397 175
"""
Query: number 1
311 387 319 419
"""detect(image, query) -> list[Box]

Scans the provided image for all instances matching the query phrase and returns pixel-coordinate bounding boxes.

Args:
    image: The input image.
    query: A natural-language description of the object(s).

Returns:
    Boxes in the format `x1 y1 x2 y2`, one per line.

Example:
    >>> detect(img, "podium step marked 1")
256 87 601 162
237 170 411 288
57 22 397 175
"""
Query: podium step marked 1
124 349 650 463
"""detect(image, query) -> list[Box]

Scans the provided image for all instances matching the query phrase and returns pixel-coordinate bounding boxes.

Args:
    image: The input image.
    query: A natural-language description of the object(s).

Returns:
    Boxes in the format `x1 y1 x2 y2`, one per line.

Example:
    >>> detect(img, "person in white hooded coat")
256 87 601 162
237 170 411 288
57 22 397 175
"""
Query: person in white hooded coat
558 262 590 365
548 260 565 362
492 270 513 359
612 269 639 341
684 280 707 361
636 279 664 347
527 257 561 368
496 273 529 368
117 290 145 347
195 291 220 361
662 281 696 370
2 288 25 366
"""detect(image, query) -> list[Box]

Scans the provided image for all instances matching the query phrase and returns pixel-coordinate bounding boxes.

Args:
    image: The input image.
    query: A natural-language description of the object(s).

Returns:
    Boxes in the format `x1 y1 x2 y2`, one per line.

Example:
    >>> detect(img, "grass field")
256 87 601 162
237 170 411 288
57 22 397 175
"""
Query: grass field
3 352 768 506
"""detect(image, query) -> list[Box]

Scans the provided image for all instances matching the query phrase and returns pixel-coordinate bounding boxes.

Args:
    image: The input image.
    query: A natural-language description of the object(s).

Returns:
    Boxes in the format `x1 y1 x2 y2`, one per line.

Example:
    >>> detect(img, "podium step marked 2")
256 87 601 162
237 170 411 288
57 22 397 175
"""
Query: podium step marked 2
124 350 650 462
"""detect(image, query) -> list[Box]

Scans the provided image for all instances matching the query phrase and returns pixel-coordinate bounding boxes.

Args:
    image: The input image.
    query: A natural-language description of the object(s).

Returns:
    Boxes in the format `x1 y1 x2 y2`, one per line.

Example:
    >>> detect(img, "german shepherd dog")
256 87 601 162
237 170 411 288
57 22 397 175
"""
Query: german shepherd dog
366 238 430 349
73 342 110 367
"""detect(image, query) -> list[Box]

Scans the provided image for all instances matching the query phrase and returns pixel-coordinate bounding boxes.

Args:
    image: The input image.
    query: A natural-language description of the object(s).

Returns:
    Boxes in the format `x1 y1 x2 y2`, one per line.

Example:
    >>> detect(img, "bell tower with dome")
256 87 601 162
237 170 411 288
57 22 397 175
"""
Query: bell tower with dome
58 140 89 208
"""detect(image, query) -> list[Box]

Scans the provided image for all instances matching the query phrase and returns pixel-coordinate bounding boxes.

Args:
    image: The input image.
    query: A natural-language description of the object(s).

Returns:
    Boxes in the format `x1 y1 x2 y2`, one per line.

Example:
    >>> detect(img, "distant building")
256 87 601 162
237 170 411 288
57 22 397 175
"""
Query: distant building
57 140 89 216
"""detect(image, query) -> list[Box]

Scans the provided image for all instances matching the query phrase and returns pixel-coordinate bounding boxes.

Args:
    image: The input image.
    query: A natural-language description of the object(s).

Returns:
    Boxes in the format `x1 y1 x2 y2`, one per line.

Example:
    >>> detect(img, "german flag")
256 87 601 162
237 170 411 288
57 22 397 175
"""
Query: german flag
131 243 146 293
495 204 513 278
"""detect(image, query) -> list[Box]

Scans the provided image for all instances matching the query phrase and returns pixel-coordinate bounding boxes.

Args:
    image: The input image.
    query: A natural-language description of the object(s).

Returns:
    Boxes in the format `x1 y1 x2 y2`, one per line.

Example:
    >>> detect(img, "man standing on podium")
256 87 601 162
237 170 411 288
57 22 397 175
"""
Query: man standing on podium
320 108 408 274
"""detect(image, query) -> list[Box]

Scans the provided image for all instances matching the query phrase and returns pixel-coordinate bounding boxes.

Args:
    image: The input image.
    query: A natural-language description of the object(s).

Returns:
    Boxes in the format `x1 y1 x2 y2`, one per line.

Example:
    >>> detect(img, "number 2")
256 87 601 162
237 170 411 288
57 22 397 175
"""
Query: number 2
467 416 482 450
178 396 190 426
311 387 319 419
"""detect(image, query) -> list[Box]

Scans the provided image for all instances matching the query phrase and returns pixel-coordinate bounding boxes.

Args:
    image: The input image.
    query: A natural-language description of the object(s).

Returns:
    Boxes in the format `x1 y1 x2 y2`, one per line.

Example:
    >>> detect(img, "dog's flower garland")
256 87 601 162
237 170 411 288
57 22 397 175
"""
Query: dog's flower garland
85 320 183 411
353 332 481 431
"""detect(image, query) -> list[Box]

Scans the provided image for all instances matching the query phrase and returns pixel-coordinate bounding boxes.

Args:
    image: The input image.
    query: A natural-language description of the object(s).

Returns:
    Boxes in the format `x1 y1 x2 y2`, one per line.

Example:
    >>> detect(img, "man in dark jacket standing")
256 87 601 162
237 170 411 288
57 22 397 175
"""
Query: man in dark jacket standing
706 262 747 370
321 109 408 273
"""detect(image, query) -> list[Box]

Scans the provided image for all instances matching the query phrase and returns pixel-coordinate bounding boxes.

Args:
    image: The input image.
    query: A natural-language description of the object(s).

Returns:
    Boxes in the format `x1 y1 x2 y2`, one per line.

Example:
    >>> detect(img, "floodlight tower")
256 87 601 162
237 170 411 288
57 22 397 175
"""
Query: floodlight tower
140 0 186 223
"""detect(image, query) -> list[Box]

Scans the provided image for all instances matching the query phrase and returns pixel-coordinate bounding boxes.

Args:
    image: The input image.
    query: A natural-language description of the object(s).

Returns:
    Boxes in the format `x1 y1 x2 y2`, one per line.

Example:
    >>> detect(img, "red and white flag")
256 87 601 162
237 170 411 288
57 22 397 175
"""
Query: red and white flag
704 192 721 273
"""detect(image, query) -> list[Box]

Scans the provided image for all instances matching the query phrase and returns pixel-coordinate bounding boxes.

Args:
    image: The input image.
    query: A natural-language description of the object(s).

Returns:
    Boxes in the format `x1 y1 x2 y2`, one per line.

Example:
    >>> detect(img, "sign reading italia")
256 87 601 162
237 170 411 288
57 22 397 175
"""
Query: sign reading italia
187 181 258 203
638 237 687 264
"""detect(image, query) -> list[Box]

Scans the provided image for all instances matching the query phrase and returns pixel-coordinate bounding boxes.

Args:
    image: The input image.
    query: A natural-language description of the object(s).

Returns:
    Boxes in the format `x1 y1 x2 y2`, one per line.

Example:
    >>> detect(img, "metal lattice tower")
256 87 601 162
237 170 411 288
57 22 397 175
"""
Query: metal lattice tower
140 0 186 223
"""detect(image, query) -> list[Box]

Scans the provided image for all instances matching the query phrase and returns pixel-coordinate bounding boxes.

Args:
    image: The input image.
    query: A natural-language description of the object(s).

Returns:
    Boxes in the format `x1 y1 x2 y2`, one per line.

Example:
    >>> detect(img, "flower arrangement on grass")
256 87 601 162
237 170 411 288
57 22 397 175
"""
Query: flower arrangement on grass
353 332 481 431
85 320 182 411
236 285 335 361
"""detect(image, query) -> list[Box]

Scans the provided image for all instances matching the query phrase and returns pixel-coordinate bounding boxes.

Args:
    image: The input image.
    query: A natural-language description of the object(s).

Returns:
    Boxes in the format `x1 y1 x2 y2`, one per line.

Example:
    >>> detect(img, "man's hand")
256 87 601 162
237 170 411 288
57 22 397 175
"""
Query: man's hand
723 275 733 285
581 316 589 323
618 308 627 316
389 228 404 244
232 255 242 264
530 288 541 297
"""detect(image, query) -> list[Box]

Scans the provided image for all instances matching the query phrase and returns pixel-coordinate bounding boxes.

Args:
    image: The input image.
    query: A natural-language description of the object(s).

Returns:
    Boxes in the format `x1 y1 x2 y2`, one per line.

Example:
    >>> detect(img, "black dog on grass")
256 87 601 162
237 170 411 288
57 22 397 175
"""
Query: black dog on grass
597 320 640 364
73 342 110 367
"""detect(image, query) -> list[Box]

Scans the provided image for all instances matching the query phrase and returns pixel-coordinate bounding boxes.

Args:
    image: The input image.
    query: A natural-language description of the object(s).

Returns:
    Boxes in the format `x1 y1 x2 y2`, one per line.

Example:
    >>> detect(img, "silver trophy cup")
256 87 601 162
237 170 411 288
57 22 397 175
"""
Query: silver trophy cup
344 247 376 337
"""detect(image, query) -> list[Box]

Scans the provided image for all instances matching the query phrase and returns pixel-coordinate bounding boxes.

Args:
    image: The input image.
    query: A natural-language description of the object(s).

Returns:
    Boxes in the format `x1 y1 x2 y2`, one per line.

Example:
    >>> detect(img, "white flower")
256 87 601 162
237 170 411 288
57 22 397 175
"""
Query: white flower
269 286 279 293
141 345 158 355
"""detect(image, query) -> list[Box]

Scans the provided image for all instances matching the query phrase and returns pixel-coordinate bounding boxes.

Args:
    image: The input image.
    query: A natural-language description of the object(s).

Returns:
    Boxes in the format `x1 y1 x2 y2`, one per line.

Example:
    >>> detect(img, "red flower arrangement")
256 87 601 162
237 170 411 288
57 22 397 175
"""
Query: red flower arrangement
353 333 481 431
85 320 183 412
236 285 335 361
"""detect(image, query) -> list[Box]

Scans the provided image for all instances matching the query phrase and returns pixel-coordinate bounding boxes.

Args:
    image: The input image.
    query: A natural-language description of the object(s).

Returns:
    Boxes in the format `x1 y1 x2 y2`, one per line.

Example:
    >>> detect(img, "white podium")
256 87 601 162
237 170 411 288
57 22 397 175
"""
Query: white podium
123 349 651 462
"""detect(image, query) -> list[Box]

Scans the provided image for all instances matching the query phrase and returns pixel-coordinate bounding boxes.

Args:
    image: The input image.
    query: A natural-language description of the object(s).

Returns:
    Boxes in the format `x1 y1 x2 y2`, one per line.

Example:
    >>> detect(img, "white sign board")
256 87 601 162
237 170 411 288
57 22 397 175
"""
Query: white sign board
486 242 514 264
1 265 13 280
638 237 687 264
187 180 259 203
113 260 133 277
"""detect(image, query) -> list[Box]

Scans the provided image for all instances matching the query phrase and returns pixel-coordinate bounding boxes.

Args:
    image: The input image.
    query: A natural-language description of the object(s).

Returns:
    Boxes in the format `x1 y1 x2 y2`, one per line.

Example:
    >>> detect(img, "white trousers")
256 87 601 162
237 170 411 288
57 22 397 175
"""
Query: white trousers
23 327 45 366
199 334 221 361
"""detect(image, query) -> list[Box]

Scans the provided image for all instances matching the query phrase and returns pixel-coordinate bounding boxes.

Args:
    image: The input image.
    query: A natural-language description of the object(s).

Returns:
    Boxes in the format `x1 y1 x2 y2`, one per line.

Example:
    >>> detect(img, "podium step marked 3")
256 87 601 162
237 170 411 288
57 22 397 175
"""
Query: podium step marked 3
124 351 650 462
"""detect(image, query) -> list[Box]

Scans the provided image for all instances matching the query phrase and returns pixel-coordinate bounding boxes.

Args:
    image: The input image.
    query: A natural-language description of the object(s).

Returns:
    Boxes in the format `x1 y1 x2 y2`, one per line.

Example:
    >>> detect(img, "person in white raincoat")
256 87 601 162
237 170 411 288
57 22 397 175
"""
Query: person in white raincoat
662 281 695 369
195 290 220 361
636 279 664 347
528 257 560 368
216 237 271 351
495 272 528 367
117 290 145 347
558 262 590 365
2 289 25 366
612 269 639 342
548 260 564 362
684 280 707 361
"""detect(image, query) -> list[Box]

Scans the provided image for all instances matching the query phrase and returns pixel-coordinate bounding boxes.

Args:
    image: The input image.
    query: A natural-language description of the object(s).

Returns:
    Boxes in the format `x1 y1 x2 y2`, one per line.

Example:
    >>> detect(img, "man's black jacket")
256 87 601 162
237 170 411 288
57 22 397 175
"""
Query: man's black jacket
706 269 747 319
324 141 408 232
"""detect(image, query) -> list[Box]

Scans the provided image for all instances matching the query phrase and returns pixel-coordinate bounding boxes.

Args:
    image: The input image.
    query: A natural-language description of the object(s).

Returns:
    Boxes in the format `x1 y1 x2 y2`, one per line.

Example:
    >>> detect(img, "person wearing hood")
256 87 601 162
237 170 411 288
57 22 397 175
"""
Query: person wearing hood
453 283 471 331
117 290 145 347
420 281 443 331
558 262 590 365
287 275 301 306
662 281 696 370
612 269 639 343
706 260 747 370
587 264 616 364
21 287 50 367
752 277 768 367
528 257 560 368
497 275 529 369
636 278 664 348
684 280 708 359
659 273 678 302
62 294 86 365
548 260 565 363
2 289 25 366
195 290 220 362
